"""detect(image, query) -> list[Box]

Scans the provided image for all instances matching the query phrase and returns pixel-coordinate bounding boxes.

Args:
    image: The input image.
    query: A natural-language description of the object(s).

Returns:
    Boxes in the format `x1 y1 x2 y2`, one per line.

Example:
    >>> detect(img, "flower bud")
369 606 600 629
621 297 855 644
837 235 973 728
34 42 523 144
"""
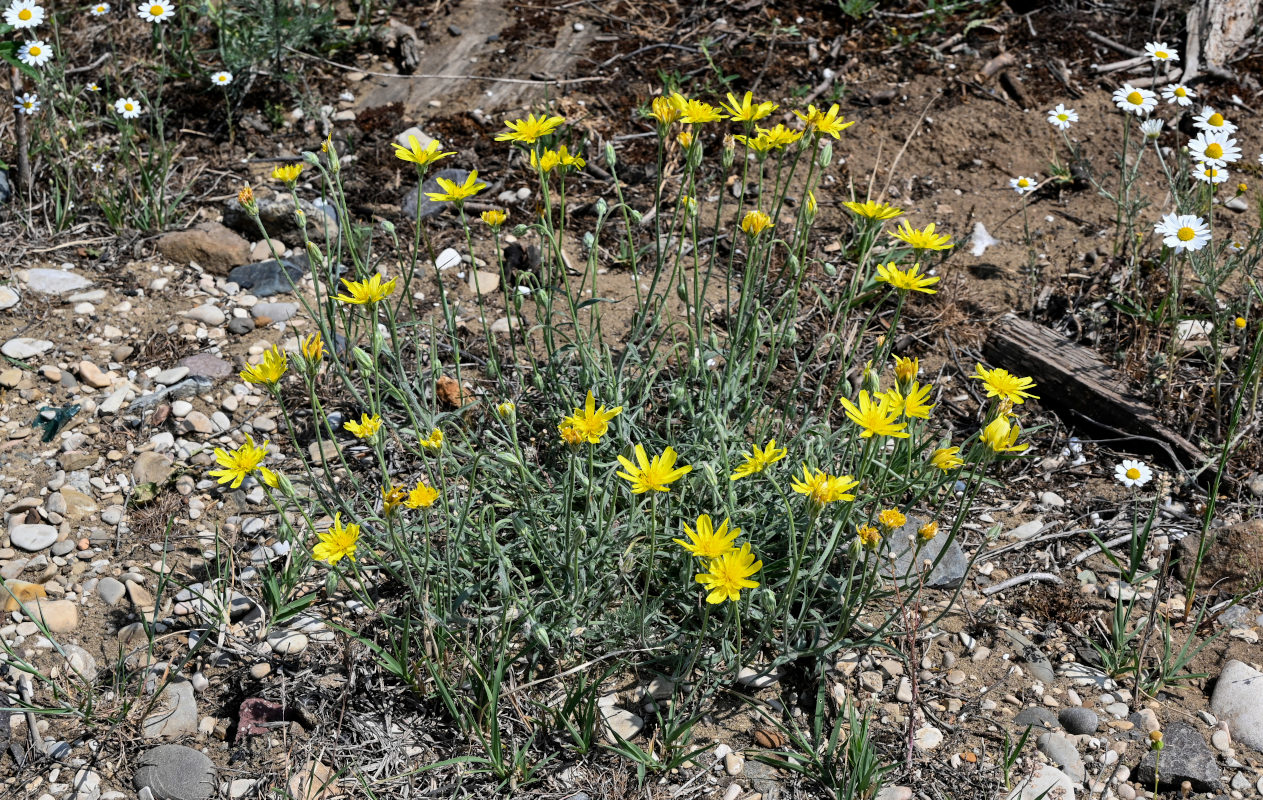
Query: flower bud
823 262 837 276
380 219 396 234
722 133 736 169
496 401 516 420
595 197 608 218
605 142 617 168
302 150 321 167
306 242 326 268
818 141 833 167
352 347 374 371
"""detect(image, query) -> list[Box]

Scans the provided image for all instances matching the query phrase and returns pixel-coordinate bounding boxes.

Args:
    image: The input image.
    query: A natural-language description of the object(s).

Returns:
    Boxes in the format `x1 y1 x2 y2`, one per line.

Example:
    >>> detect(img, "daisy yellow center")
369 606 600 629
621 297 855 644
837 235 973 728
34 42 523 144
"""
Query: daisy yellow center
1126 467 1141 480
1208 113 1224 126
1154 50 1168 59
1177 226 1196 241
29 45 41 55
149 4 162 13
1174 87 1186 97
1205 143 1223 159
125 103 134 110
1126 91 1142 105
1057 114 1068 121
1019 179 1030 187
18 8 31 19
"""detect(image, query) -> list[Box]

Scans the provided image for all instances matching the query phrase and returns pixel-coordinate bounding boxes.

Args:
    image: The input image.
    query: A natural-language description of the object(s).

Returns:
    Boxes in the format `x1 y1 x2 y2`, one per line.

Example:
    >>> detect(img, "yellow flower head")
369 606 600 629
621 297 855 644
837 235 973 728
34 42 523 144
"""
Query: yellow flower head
532 148 561 173
734 133 775 153
677 130 693 148
481 209 508 229
793 103 855 138
695 542 762 604
495 401 516 420
272 163 303 184
392 135 456 167
650 94 685 126
721 91 777 123
972 364 1039 405
840 390 909 439
893 355 919 386
981 415 1029 453
334 273 396 304
240 345 288 386
420 428 444 450
559 424 586 447
1149 730 1164 750
209 435 270 488
918 521 939 542
856 524 882 551
876 508 907 531
929 446 963 471
875 261 940 294
1235 316 1248 329
678 98 726 125
345 413 382 439
790 465 858 508
741 210 773 236
616 444 692 494
674 514 741 560
755 123 804 150
237 184 257 213
881 382 934 419
313 513 359 565
891 221 952 252
405 481 439 509
382 484 408 516
300 332 325 365
496 113 566 144
730 438 788 480
561 390 623 444
425 170 487 203
843 200 903 221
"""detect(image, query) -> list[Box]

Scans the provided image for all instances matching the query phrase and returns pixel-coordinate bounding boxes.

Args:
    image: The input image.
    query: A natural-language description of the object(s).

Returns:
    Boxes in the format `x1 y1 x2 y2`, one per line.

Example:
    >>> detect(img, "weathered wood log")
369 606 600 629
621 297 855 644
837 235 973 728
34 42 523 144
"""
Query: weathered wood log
983 314 1205 469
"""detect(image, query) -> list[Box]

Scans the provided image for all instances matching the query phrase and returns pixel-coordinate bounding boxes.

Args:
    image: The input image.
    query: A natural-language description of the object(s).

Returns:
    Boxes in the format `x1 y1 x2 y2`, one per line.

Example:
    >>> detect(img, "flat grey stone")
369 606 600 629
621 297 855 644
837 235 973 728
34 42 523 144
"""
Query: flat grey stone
1 337 53 359
226 256 307 298
1037 732 1085 782
883 515 969 589
1136 721 1222 791
133 745 215 800
252 302 300 322
10 524 58 552
97 576 126 606
142 681 199 739
1014 706 1060 732
1059 707 1099 735
0 286 19 309
1211 659 1263 753
1006 764 1075 800
24 268 92 294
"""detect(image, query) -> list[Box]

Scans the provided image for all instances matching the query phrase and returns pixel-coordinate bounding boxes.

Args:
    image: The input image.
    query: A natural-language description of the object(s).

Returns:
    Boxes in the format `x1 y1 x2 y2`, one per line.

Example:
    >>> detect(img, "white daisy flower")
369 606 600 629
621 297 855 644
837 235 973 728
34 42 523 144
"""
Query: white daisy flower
85 82 100 92
89 1 109 12
1188 130 1241 167
1228 240 1245 253
1115 459 1153 488
1113 84 1157 116
1191 164 1229 184
1010 176 1037 195
90 162 105 174
114 96 142 118
1160 83 1194 106
4 0 44 28
13 92 39 115
135 0 172 22
1193 106 1236 134
210 70 232 86
1145 42 1178 62
1047 103 1078 130
1139 119 1163 139
17 39 53 67
1154 212 1210 252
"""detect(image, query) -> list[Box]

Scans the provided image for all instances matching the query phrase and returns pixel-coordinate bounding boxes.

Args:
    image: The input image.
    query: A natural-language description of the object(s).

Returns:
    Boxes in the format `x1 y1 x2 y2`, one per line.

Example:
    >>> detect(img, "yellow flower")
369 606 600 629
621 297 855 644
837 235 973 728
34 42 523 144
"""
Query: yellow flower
425 170 486 203
559 424 586 447
881 382 934 419
856 524 882 550
721 91 777 123
496 401 516 420
405 481 439 509
334 273 396 304
891 221 952 251
259 468 280 489
840 390 909 439
392 135 456 167
929 446 963 471
300 332 325 364
695 543 762 604
272 163 303 183
674 514 741 559
481 209 508 229
893 355 919 386
532 144 585 173
616 444 692 494
650 93 685 125
237 184 257 214
420 428 444 450
1234 316 1247 329
918 521 939 542
345 413 382 439
677 130 693 148
875 261 940 294
312 513 359 565
793 104 855 138
741 210 773 236
843 200 902 221
209 435 271 488
756 124 804 149
678 98 726 124
790 465 858 508
876 508 907 530
734 133 774 153
561 390 623 444
972 364 1039 405
496 113 566 144
730 439 787 480
382 484 407 516
981 415 1029 453
240 345 288 386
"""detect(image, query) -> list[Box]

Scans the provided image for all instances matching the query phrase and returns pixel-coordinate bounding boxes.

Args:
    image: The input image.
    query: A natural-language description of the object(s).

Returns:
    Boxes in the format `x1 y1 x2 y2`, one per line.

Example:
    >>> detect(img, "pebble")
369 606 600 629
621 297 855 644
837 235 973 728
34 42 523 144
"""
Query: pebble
736 665 782 688
133 744 216 800
601 707 644 741
1059 707 1099 735
142 680 200 739
913 725 943 750
1 337 54 359
267 629 309 655
181 305 226 326
11 523 59 551
724 752 744 775
435 247 461 270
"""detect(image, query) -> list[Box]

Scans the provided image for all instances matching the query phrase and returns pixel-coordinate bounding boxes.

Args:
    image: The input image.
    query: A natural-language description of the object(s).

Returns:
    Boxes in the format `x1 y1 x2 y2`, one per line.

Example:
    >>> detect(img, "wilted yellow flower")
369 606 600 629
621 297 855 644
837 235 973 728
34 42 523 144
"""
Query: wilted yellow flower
893 355 919 386
1149 730 1164 750
405 481 439 509
237 184 257 214
496 401 516 420
561 390 623 444
695 543 761 604
392 135 456 167
843 200 902 221
209 435 271 488
334 273 396 304
382 484 407 516
300 332 325 364
345 413 382 439
674 514 741 559
420 428 444 450
496 113 565 144
240 346 288 386
981 415 1029 453
793 104 855 138
721 91 777 123
731 439 787 480
616 444 691 493
875 261 940 294
559 424 586 447
425 170 486 203
312 513 359 565
840 390 909 438
676 130 693 148
741 210 773 236
972 364 1039 405
930 446 963 471
856 524 882 550
272 163 303 184
790 465 858 508
876 508 907 530
918 521 939 542
892 221 952 251
481 209 508 229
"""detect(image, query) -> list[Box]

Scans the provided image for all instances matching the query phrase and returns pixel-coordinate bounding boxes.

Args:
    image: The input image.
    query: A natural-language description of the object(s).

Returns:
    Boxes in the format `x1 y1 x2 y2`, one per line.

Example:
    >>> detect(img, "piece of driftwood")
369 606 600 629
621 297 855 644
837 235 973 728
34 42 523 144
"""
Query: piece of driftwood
983 314 1205 468
1183 0 1258 83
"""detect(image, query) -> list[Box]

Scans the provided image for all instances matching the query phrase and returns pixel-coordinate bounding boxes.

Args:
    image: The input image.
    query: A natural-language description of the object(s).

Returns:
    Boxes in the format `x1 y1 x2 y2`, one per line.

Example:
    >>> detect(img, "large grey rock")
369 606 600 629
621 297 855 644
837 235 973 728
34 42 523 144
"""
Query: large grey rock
223 190 338 245
1058 707 1099 735
1014 706 1060 732
1037 732 1085 783
1211 659 1263 753
133 745 216 800
24 267 92 294
142 681 199 739
1136 722 1222 791
1007 763 1075 800
226 255 308 297
401 168 472 220
882 515 969 589
1 337 53 360
133 452 175 485
10 524 58 551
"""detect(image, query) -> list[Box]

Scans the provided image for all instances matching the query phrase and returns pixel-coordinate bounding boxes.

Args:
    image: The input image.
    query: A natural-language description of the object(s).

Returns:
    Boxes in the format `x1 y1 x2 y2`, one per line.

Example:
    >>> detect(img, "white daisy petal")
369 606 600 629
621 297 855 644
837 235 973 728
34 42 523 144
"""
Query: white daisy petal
1188 130 1241 167
4 0 45 28
1154 212 1210 253
1145 42 1179 62
1112 84 1157 116
1193 106 1237 134
1047 103 1078 130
